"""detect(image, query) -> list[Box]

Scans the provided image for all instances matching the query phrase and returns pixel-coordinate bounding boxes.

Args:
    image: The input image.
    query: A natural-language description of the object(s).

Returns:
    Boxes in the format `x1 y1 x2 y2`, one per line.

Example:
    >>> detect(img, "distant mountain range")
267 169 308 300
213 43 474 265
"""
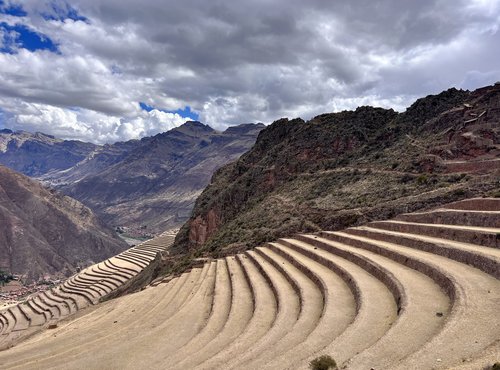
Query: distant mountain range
0 122 264 235
0 165 127 281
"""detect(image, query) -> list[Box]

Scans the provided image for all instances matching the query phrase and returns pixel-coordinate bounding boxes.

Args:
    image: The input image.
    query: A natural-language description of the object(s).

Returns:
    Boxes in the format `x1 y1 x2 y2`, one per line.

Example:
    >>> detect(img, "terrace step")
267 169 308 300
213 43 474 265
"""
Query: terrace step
84 264 216 369
304 233 450 369
395 209 500 228
217 249 301 369
322 231 500 369
192 254 277 369
233 246 323 369
442 197 500 211
345 226 500 278
367 220 500 248
0 232 175 351
174 256 254 369
162 259 232 368
256 240 355 369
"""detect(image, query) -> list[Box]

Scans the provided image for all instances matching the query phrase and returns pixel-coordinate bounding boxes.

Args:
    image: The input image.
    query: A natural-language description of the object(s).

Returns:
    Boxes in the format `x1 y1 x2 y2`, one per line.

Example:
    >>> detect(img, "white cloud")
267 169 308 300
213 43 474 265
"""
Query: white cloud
0 0 499 142
0 26 18 49
1 99 186 143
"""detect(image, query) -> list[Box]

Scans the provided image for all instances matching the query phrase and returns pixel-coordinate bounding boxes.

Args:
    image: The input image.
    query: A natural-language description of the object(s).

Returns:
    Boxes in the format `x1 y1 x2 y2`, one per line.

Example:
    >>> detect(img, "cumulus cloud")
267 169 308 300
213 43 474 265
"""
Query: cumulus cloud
0 99 186 143
0 0 499 142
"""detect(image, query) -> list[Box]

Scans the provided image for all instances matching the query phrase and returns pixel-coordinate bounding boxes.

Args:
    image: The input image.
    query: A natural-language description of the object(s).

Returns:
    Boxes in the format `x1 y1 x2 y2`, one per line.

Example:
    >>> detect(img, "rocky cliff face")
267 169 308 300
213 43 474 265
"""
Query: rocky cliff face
188 209 221 246
61 121 264 234
0 165 128 282
172 84 500 256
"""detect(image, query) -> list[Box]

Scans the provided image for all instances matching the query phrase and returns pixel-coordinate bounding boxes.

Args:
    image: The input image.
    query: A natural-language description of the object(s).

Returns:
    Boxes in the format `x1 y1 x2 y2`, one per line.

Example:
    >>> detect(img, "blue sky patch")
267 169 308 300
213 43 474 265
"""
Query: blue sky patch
171 106 199 120
0 1 27 17
0 22 58 53
41 2 88 22
139 103 199 121
0 0 87 22
139 102 154 112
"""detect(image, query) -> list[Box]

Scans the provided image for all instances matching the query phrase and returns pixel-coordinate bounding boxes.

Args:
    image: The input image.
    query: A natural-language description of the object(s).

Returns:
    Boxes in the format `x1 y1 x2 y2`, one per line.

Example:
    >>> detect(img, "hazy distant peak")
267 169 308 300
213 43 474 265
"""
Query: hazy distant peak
0 129 60 153
222 123 266 135
0 130 98 175
172 121 216 136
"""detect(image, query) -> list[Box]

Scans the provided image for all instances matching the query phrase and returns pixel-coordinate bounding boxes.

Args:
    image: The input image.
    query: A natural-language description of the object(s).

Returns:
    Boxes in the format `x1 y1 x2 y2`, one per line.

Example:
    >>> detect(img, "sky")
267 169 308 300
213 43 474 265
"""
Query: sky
0 0 499 143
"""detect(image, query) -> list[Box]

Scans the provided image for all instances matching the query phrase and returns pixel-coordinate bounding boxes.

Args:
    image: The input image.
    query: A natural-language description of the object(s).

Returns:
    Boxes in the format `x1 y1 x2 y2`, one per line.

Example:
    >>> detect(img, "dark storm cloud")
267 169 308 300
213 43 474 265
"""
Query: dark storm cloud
0 0 498 142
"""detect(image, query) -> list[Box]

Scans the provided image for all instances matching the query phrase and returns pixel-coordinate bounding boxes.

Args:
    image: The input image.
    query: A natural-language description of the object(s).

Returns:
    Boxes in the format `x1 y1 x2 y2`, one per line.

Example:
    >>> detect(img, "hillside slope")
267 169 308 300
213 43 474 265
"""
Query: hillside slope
0 123 264 236
62 121 264 234
173 84 500 257
0 165 128 281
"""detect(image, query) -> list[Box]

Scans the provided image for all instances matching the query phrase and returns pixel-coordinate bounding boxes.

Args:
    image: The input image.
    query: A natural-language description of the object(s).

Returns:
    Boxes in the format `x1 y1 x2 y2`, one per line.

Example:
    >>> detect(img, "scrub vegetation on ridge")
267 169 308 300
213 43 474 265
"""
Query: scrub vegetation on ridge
165 85 500 275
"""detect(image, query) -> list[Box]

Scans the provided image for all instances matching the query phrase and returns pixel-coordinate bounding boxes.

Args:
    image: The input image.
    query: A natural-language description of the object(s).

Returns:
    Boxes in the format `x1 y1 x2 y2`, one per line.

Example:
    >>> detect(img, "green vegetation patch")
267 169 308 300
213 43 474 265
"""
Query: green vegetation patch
0 269 14 285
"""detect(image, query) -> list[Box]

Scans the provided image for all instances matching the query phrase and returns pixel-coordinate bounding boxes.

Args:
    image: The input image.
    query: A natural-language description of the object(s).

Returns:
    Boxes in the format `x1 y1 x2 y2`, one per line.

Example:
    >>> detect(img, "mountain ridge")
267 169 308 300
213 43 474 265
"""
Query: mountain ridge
60 121 264 234
0 122 265 235
0 130 97 176
170 84 500 259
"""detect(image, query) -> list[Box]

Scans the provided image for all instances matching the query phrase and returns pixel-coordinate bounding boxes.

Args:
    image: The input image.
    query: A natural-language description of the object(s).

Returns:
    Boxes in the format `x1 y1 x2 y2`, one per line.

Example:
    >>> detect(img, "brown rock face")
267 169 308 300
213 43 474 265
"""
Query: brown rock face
427 84 500 164
0 165 128 281
188 209 221 246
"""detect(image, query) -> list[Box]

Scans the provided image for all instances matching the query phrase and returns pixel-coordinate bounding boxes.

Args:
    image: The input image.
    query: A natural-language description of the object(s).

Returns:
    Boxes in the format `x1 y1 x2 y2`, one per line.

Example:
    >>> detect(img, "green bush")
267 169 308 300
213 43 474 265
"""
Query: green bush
309 355 337 370
0 269 14 285
416 174 429 185
491 362 500 370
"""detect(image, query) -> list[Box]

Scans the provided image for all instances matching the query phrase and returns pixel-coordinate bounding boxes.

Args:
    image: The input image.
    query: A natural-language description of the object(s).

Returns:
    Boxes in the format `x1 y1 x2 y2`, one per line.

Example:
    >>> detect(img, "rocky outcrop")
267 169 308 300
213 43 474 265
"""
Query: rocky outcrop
423 85 500 170
188 209 221 246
